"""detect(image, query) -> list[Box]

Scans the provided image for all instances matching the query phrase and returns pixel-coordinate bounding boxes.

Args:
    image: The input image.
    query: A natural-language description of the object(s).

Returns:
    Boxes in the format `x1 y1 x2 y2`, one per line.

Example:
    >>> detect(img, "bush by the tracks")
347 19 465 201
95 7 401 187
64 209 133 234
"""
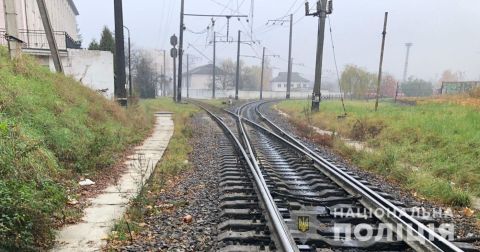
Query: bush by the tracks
0 47 153 249
277 99 480 207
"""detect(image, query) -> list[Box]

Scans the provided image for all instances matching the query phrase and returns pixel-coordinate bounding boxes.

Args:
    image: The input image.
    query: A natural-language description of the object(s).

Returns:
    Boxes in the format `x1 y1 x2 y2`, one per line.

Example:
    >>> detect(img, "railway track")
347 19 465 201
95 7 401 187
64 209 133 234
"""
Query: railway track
192 100 476 252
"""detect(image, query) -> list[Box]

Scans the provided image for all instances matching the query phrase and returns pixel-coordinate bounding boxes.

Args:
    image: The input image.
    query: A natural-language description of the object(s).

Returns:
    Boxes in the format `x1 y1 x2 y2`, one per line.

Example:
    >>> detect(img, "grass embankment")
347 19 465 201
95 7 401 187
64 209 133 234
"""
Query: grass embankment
0 47 153 250
276 99 480 207
108 99 199 245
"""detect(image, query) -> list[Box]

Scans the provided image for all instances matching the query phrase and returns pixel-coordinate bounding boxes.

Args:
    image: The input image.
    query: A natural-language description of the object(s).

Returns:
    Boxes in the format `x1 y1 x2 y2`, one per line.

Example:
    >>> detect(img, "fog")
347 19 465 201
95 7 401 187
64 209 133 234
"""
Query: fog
76 0 480 83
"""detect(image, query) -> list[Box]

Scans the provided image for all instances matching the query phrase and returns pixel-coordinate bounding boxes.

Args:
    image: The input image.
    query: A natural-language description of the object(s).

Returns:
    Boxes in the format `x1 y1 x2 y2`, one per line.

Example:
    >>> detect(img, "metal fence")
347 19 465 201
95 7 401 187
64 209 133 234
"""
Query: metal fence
179 89 344 100
441 81 480 94
0 29 81 51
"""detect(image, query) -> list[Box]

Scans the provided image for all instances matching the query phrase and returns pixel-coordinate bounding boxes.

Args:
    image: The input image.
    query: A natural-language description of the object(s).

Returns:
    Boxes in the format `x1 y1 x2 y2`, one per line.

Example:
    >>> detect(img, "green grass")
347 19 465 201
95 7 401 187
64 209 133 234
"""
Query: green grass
108 99 199 248
0 47 153 250
276 99 480 207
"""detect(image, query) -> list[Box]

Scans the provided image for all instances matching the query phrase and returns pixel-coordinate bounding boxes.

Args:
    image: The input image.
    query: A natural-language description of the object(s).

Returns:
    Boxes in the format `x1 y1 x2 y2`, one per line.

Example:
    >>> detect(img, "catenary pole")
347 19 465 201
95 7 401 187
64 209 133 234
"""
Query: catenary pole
177 0 185 103
286 14 293 99
310 0 329 112
123 26 132 97
260 47 266 100
186 54 190 98
213 32 216 99
235 30 241 100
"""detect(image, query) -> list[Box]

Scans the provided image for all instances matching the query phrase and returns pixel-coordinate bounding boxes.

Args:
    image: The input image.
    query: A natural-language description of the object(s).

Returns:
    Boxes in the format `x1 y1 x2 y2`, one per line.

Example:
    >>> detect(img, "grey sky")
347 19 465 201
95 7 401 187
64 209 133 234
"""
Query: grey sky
75 0 480 82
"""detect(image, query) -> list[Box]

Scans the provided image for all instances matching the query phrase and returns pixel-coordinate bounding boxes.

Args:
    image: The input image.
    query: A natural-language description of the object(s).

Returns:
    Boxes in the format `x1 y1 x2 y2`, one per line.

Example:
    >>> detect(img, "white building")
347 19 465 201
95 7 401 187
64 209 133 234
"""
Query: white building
0 0 80 53
183 64 225 90
1 0 114 97
271 72 311 92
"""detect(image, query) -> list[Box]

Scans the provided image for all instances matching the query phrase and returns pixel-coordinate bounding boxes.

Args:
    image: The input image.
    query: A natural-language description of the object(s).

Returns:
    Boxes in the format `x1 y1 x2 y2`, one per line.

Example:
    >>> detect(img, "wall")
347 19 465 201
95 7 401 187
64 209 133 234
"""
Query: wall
189 74 211 90
61 49 114 98
271 81 311 92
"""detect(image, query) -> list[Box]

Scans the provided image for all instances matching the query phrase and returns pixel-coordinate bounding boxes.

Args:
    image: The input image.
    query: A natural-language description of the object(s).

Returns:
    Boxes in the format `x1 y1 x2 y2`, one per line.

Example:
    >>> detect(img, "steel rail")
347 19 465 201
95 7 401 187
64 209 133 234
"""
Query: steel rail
247 101 463 252
193 101 299 252
235 102 299 252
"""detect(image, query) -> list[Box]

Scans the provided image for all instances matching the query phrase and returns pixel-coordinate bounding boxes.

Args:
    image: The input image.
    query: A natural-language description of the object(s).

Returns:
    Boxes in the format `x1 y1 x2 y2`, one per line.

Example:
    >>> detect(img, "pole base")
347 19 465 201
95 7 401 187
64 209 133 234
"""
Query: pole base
311 100 320 112
286 94 291 99
116 98 128 107
235 95 239 100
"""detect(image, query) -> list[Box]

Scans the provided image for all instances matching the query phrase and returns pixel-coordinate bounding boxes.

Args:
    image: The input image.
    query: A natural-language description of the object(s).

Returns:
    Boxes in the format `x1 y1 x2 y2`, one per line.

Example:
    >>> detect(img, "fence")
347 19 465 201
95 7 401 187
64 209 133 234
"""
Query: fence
0 29 81 51
440 81 480 95
179 89 344 100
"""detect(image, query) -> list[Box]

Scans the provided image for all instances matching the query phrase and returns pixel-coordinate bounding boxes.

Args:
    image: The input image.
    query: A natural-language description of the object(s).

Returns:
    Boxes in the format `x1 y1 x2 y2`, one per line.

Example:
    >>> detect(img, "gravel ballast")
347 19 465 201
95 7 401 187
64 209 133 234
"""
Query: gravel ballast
120 113 223 251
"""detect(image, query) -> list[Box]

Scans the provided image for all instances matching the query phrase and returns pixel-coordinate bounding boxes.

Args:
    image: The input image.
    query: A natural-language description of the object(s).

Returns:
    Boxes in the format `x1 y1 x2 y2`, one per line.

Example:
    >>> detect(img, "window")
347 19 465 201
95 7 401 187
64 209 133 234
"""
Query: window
278 84 282 88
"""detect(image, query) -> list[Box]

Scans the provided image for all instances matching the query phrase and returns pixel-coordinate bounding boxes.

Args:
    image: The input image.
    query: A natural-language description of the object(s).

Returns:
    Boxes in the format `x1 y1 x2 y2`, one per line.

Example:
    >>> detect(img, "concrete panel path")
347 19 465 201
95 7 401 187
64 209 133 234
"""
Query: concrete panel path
52 113 174 252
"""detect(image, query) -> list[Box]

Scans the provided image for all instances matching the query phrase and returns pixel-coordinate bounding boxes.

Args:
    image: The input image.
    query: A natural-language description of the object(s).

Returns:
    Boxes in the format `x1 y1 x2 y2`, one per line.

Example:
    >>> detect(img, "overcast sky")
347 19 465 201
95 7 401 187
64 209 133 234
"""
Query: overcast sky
75 0 480 82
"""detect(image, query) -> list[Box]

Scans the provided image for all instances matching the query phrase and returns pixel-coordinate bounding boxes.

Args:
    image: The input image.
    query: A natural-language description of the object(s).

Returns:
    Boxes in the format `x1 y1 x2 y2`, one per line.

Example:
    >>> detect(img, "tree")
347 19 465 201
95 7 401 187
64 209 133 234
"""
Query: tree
99 27 115 53
219 59 236 90
241 65 262 91
340 65 376 99
132 50 158 98
381 74 398 97
401 77 433 97
87 26 115 53
88 39 100 50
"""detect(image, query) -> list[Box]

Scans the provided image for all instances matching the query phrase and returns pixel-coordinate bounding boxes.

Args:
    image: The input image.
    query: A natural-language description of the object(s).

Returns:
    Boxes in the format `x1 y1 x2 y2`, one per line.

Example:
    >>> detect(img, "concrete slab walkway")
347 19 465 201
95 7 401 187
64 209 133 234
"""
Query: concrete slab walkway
52 113 174 252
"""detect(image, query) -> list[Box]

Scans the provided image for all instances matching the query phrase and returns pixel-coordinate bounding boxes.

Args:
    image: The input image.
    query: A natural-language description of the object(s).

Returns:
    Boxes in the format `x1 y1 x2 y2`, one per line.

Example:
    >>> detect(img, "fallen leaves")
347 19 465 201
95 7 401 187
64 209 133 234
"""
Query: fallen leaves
463 207 475 217
182 214 193 224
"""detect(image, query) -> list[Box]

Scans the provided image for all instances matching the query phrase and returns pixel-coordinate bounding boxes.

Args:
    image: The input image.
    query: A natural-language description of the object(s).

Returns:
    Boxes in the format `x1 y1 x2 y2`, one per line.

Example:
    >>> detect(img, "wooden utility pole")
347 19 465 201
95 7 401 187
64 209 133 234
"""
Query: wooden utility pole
286 14 293 99
36 0 63 73
3 0 23 59
114 0 127 106
177 0 185 103
306 0 332 112
235 30 241 100
394 82 399 103
212 32 216 99
374 12 388 112
260 47 266 100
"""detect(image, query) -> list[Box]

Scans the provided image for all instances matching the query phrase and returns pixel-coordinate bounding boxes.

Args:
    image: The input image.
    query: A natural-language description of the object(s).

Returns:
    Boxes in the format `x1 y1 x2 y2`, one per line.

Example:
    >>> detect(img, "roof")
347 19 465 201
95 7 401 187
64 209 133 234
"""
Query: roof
68 0 80 16
187 64 225 76
271 72 309 83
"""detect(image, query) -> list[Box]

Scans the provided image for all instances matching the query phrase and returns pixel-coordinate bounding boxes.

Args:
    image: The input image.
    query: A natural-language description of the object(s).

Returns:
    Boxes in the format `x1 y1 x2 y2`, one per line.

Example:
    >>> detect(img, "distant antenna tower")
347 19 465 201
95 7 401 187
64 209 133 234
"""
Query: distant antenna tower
402 43 413 82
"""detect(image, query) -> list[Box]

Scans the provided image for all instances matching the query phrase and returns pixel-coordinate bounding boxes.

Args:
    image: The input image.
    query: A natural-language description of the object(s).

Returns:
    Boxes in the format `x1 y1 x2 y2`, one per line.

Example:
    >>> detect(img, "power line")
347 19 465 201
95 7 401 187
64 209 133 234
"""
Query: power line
188 43 212 63
327 16 347 115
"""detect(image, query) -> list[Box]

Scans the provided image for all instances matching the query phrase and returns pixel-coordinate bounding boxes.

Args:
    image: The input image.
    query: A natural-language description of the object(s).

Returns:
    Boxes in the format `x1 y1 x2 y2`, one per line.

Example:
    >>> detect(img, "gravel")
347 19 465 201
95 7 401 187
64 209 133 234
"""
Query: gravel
120 112 223 252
